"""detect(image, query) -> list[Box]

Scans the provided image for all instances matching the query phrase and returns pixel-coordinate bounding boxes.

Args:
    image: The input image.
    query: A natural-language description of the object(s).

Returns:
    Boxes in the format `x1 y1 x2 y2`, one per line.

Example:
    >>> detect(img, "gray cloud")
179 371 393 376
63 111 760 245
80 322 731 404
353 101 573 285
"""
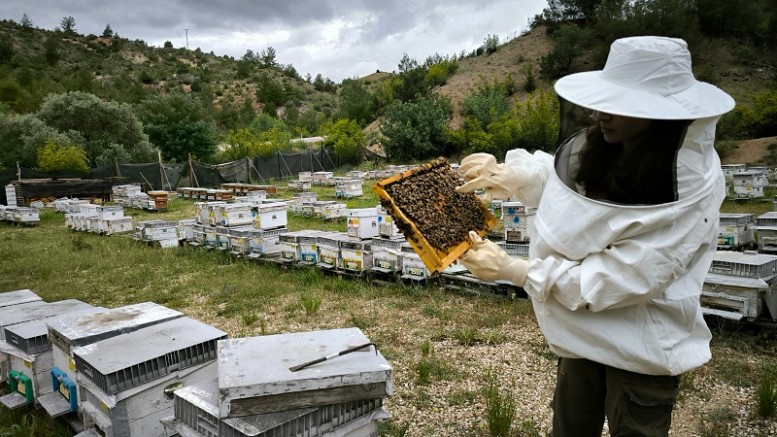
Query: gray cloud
0 0 546 81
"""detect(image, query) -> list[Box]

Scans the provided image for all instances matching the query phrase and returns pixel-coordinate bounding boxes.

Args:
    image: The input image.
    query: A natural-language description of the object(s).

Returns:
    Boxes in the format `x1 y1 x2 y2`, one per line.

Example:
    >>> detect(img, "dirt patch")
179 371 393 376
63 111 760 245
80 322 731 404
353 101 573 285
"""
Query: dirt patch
722 136 777 165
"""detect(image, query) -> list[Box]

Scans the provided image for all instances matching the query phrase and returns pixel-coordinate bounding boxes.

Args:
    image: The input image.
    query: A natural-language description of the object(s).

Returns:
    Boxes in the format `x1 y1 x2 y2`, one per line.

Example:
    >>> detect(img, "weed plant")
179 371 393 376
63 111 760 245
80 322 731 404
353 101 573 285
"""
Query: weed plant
483 370 516 437
756 365 777 418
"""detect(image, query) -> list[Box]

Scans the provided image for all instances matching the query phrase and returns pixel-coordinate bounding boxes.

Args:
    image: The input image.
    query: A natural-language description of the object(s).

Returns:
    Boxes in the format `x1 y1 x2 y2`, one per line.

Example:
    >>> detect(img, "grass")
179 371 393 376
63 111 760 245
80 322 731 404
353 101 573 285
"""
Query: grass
1 179 777 436
483 370 516 437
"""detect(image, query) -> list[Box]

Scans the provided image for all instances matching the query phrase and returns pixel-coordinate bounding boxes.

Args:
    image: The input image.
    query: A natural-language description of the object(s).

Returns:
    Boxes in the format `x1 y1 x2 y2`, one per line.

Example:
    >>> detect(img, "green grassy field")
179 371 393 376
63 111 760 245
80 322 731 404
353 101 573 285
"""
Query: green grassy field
1 180 776 436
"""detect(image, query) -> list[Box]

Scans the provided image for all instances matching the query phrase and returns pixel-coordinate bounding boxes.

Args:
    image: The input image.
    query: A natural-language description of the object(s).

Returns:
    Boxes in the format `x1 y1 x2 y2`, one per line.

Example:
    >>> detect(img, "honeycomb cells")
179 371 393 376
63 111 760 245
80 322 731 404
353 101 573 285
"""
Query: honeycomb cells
383 157 490 251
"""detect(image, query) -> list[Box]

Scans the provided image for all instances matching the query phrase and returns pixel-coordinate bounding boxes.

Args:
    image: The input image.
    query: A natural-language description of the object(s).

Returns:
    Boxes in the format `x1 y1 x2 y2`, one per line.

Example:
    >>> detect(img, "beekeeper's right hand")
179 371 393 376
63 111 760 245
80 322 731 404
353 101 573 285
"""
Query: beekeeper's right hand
455 153 527 203
458 231 528 287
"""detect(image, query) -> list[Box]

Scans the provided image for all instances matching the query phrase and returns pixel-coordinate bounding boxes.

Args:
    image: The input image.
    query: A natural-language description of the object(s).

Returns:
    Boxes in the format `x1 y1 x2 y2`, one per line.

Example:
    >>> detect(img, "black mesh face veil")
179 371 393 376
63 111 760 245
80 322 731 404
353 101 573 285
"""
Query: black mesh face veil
556 96 593 148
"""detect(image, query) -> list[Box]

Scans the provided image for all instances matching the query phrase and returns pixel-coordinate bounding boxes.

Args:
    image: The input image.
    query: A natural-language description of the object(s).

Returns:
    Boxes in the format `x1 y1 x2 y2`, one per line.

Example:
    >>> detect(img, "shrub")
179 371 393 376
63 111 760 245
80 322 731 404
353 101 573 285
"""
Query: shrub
483 370 515 437
36 138 89 174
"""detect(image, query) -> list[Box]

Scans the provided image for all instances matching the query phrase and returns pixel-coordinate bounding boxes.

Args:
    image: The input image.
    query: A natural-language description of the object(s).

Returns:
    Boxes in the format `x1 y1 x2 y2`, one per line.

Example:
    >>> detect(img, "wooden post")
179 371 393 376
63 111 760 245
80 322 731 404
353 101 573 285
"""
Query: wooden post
158 151 164 191
189 153 199 188
114 158 122 178
16 161 21 181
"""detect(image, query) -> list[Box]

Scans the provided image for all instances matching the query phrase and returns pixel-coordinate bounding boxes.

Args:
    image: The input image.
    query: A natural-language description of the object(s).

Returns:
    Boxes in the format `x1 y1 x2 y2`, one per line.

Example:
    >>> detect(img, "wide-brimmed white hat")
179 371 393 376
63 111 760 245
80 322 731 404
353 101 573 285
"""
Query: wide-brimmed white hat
554 36 735 120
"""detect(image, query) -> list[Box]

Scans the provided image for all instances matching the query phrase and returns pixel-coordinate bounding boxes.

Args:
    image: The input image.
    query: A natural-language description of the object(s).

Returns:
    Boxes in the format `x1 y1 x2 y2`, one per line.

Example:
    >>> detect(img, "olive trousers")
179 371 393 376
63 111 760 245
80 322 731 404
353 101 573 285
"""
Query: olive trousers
550 357 681 437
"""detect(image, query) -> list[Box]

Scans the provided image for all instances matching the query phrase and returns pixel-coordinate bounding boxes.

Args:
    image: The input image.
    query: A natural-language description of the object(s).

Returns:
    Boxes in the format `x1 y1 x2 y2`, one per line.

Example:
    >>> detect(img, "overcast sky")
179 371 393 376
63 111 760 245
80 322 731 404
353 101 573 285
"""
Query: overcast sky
0 0 547 82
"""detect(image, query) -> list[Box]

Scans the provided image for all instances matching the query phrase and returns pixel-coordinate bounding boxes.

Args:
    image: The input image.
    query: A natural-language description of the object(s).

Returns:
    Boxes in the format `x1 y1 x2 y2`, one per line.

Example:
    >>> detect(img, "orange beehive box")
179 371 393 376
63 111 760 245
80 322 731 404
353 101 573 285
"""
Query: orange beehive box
373 157 497 275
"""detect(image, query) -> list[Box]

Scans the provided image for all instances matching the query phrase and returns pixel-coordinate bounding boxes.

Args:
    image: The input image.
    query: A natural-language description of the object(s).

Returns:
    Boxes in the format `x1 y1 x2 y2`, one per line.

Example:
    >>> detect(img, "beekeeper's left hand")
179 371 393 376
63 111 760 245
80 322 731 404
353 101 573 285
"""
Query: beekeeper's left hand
458 231 528 287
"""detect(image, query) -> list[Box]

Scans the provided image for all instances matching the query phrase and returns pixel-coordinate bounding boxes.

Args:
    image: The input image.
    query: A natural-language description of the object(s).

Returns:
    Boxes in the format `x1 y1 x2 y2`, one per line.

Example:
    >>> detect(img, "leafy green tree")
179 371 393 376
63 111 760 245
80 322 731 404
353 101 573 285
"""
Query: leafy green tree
102 24 114 38
323 119 364 165
249 112 289 135
513 86 560 152
222 128 263 160
163 41 173 49
37 138 89 174
137 93 218 162
60 16 76 34
380 94 453 161
258 126 291 156
256 74 286 117
36 91 156 165
461 78 512 130
539 24 591 79
335 79 377 126
484 34 500 54
0 40 14 65
43 36 60 65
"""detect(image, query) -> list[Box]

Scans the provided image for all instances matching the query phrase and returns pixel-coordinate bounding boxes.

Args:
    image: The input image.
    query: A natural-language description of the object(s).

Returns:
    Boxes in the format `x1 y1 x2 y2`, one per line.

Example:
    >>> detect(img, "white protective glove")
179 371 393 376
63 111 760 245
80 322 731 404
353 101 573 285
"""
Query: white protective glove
458 231 529 287
455 153 527 203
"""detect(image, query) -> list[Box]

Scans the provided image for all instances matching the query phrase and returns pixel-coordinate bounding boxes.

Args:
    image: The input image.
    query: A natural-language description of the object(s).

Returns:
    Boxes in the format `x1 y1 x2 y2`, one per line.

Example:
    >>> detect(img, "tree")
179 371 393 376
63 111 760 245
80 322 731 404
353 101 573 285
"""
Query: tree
222 128 263 160
380 94 453 161
60 16 76 34
102 24 114 38
256 74 286 116
137 93 218 162
163 41 173 49
335 79 377 126
37 138 89 174
43 36 60 65
36 91 156 165
260 46 278 68
20 13 33 29
323 119 364 165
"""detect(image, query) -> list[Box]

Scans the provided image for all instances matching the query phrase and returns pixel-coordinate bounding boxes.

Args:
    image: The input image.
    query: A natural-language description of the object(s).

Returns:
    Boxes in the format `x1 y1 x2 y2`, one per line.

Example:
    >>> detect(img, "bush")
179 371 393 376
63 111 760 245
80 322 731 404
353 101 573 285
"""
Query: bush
36 138 89 174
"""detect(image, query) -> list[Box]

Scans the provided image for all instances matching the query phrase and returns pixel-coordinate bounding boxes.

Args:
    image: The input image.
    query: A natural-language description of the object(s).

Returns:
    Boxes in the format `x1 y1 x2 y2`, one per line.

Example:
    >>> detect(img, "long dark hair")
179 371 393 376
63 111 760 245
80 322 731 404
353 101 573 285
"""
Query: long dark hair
575 120 690 205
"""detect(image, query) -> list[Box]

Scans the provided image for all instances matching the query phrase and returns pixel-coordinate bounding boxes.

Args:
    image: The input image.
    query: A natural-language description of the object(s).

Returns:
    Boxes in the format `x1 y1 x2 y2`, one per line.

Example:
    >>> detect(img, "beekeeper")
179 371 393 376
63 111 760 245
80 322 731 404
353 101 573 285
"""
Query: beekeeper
456 36 735 437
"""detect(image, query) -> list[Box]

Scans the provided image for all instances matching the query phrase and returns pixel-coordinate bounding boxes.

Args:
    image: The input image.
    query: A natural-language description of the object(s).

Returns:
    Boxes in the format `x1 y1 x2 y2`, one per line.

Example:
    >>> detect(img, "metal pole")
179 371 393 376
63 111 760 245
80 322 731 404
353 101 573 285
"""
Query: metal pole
184 29 189 50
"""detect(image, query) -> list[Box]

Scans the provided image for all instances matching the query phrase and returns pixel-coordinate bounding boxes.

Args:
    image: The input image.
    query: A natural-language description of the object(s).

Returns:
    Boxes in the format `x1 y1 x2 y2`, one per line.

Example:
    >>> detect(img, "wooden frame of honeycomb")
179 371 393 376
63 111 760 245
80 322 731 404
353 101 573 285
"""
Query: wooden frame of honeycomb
372 157 497 275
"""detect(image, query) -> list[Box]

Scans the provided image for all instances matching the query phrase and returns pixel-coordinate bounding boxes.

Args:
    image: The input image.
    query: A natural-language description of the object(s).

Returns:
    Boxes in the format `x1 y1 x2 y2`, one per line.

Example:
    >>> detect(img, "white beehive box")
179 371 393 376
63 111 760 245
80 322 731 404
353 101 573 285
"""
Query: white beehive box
215 227 232 251
718 213 755 250
228 226 287 257
400 244 431 281
11 207 40 225
323 203 347 220
756 211 777 252
194 201 227 225
370 237 406 274
346 208 379 240
288 179 312 191
96 206 124 221
298 171 312 182
136 220 178 241
702 251 777 322
312 171 334 185
340 238 373 273
73 317 226 437
189 223 206 246
177 219 196 241
41 303 182 419
336 179 364 198
217 327 392 418
316 232 351 269
496 240 530 260
161 376 388 437
99 217 133 235
277 230 325 263
87 216 100 233
254 201 288 230
218 202 254 227
0 300 95 410
311 200 336 217
732 171 766 199
502 201 536 242
377 206 401 238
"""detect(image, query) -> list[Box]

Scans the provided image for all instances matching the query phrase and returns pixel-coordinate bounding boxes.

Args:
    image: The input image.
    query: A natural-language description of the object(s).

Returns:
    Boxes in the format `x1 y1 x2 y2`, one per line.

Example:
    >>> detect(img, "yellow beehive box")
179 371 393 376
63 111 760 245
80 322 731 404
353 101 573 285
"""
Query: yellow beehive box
373 157 497 275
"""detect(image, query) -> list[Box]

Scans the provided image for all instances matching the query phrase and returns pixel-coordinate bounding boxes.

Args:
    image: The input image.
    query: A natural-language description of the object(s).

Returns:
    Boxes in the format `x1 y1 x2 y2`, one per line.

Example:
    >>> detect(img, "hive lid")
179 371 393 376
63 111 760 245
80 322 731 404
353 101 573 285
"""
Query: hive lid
217 327 393 417
0 289 41 308
0 300 93 330
373 157 497 274
47 302 183 348
2 305 102 355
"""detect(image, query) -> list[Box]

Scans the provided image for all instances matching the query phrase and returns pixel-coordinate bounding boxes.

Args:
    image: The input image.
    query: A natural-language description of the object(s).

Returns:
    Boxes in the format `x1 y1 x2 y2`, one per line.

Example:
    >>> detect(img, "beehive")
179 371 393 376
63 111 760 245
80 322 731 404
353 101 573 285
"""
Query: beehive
373 157 497 274
254 201 288 230
0 289 41 308
370 237 406 274
346 208 379 239
217 327 392 418
277 230 326 263
718 213 755 250
162 377 388 437
41 303 182 419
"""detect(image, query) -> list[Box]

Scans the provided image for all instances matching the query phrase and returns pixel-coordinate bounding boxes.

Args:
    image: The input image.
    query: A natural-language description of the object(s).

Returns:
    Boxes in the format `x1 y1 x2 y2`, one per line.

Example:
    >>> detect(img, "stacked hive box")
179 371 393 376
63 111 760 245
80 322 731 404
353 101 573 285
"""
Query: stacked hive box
40 303 183 423
134 219 180 248
0 299 97 410
72 317 227 437
702 251 777 322
718 213 756 250
501 201 536 243
161 328 391 437
0 290 42 385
